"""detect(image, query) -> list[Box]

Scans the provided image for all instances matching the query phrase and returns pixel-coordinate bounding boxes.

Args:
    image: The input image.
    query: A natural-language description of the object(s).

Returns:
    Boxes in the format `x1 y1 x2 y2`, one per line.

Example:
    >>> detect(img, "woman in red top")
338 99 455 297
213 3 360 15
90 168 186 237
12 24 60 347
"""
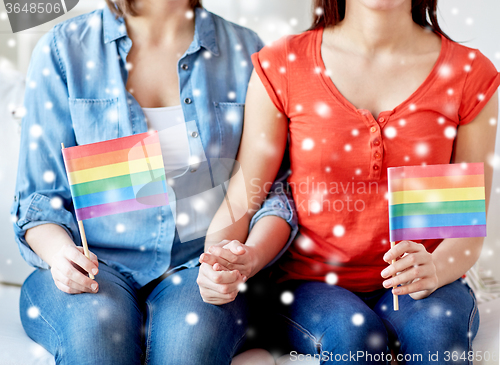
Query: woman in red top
202 0 499 362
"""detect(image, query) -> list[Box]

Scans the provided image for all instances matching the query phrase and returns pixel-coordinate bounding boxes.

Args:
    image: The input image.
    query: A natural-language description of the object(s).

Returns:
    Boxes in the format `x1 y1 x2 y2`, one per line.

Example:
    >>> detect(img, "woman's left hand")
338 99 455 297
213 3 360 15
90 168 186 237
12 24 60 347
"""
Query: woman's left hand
200 240 257 279
381 240 439 300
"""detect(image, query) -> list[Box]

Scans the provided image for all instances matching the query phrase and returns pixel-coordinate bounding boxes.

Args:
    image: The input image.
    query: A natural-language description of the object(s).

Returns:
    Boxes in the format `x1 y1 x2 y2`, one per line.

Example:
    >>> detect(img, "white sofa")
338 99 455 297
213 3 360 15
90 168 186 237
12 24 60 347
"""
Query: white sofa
1 281 499 365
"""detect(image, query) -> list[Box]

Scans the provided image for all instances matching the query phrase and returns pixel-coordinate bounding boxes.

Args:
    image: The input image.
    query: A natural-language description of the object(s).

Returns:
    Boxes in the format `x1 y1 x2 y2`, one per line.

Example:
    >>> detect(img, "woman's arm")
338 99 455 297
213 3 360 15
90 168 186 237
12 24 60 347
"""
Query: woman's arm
197 71 290 304
382 92 498 299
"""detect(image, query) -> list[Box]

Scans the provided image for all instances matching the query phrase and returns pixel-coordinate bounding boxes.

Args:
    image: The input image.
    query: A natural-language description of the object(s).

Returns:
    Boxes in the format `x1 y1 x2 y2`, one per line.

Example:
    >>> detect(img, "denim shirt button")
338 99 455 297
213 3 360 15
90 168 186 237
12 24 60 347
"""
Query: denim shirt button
184 98 192 104
181 64 189 70
190 168 197 173
191 131 199 138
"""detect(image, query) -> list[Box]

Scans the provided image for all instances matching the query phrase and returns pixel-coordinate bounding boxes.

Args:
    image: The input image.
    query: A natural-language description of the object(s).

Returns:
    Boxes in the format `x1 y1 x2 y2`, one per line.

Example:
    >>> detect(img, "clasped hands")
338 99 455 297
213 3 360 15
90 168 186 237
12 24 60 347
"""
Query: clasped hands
197 240 257 305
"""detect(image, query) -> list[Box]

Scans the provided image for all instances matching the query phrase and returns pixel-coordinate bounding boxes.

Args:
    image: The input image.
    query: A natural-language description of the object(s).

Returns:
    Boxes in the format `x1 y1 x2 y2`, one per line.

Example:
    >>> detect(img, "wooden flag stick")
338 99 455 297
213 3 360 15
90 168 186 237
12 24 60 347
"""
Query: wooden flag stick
61 143 94 280
391 241 399 311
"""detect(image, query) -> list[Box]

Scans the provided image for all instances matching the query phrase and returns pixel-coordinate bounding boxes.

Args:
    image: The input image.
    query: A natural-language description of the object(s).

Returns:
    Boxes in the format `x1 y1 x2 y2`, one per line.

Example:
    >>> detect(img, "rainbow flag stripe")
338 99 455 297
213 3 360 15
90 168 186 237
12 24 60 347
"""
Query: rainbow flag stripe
387 163 486 241
62 131 168 220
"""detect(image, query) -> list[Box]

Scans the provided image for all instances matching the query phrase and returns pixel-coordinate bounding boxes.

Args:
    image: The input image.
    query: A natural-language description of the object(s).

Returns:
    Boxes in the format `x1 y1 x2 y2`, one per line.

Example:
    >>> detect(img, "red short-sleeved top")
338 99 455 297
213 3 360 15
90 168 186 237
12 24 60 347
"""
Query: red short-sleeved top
252 28 500 292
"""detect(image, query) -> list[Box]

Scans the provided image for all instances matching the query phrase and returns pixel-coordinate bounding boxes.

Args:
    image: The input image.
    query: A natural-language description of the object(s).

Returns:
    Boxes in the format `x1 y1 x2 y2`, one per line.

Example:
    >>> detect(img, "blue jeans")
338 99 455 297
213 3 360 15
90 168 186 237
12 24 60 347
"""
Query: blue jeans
20 264 248 365
277 279 479 364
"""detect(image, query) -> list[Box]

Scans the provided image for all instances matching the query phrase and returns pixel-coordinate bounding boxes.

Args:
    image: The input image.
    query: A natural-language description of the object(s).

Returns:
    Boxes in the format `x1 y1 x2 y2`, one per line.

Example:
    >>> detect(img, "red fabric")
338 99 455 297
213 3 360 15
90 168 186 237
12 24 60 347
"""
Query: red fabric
252 28 500 292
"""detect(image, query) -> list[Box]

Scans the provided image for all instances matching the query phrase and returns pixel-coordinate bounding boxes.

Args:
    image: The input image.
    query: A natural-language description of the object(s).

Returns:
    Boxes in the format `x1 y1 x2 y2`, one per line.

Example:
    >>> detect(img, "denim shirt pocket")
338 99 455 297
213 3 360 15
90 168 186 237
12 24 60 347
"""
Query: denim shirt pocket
213 102 245 158
69 98 119 145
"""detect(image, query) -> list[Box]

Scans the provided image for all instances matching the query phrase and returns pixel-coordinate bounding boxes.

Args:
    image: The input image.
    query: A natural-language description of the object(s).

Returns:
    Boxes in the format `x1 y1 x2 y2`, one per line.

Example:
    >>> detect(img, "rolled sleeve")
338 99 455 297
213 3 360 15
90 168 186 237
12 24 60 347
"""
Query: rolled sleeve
249 181 298 268
11 29 80 269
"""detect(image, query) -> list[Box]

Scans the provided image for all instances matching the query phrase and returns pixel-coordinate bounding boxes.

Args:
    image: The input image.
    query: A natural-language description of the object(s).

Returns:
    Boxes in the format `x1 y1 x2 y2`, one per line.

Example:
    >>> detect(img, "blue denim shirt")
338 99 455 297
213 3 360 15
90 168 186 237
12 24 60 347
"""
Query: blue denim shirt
11 6 298 289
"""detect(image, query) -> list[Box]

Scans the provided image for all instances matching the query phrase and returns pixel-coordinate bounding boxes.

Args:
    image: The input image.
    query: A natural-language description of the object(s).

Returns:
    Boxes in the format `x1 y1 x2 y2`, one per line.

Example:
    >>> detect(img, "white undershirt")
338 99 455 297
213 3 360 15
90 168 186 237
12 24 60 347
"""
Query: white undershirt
142 105 190 173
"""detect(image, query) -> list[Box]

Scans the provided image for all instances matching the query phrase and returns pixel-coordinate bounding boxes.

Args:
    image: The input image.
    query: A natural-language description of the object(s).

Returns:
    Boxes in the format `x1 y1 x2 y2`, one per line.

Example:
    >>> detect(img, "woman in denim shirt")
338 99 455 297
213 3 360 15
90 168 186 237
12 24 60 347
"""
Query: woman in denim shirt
12 0 297 364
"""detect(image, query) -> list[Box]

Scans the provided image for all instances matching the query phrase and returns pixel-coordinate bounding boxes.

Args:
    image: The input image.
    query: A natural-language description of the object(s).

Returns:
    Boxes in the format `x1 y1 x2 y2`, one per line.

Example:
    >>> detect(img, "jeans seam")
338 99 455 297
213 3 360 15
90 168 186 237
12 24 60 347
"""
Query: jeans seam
144 299 154 365
231 331 247 358
279 313 321 353
467 287 478 365
24 285 63 362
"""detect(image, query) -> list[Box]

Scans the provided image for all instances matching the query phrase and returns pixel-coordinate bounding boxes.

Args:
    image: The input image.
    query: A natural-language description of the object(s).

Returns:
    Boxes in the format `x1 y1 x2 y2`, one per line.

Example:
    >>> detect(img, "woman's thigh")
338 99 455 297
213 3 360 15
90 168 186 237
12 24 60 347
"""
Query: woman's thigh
374 279 480 365
144 266 248 365
276 281 389 364
20 263 143 365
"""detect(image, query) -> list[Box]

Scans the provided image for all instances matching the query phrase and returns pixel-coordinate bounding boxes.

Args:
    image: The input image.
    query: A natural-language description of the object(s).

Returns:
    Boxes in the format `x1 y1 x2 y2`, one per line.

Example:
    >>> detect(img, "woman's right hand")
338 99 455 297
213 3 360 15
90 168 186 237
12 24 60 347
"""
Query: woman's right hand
50 244 100 294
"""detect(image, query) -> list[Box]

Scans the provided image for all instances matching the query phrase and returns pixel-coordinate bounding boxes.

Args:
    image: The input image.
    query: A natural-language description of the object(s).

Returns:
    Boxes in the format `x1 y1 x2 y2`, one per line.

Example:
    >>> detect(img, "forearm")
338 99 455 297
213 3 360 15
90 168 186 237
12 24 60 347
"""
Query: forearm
431 236 483 289
25 223 76 268
245 215 290 277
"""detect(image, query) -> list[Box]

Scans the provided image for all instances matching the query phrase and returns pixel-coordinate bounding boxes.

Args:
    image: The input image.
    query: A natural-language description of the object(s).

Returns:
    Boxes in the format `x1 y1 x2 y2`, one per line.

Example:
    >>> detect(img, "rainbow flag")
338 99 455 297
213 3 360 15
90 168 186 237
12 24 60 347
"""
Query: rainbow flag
387 163 486 241
62 131 168 220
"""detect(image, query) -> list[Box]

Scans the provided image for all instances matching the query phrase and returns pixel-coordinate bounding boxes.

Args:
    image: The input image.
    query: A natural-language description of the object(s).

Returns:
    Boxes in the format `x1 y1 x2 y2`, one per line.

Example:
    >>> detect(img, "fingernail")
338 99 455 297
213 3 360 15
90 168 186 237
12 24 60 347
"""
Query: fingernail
383 254 390 262
381 268 389 277
393 288 401 295
91 283 97 291
242 276 247 282
383 279 392 288
92 268 98 275
236 246 244 252
209 247 214 252
200 253 205 261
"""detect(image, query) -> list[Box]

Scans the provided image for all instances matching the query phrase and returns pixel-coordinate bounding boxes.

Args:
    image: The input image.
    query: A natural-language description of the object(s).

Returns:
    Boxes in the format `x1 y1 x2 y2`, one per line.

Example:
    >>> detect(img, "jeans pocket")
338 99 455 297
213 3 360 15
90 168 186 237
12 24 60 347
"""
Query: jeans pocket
69 98 119 145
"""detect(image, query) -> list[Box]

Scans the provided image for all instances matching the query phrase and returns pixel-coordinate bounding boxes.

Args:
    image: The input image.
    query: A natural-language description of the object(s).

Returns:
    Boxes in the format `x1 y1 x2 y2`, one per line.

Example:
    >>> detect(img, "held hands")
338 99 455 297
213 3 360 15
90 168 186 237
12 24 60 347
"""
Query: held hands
197 240 256 305
381 240 439 300
50 244 99 294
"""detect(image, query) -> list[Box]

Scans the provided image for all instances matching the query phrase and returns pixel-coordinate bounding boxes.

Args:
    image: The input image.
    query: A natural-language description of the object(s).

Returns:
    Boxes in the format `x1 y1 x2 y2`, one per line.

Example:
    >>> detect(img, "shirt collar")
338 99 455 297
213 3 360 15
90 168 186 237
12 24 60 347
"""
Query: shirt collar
103 6 220 56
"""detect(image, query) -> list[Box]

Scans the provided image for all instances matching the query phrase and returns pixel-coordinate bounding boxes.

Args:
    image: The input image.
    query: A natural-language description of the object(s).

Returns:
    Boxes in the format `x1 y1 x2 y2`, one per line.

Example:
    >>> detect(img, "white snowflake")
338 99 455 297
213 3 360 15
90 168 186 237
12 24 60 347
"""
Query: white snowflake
238 282 248 293
176 213 189 226
45 101 53 110
0 11 7 20
315 7 324 16
227 91 236 100
398 119 406 126
384 126 397 139
281 291 294 305
444 126 457 139
29 81 37 89
49 197 63 209
29 142 38 150
415 143 429 157
465 17 474 26
333 224 345 237
351 313 364 326
438 117 445 124
7 38 16 48
451 7 459 15
186 312 199 325
172 274 182 285
43 171 55 183
116 223 125 233
185 10 194 19
27 306 40 319
295 104 303 112
288 53 296 62
107 109 119 123
325 272 338 285
86 61 95 69
69 22 77 31
344 144 352 152
42 68 50 76
489 118 497 126
203 51 212 60
438 65 452 78
351 129 359 136
309 201 321 214
290 18 298 26
315 102 331 118
30 124 43 138
302 138 314 151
